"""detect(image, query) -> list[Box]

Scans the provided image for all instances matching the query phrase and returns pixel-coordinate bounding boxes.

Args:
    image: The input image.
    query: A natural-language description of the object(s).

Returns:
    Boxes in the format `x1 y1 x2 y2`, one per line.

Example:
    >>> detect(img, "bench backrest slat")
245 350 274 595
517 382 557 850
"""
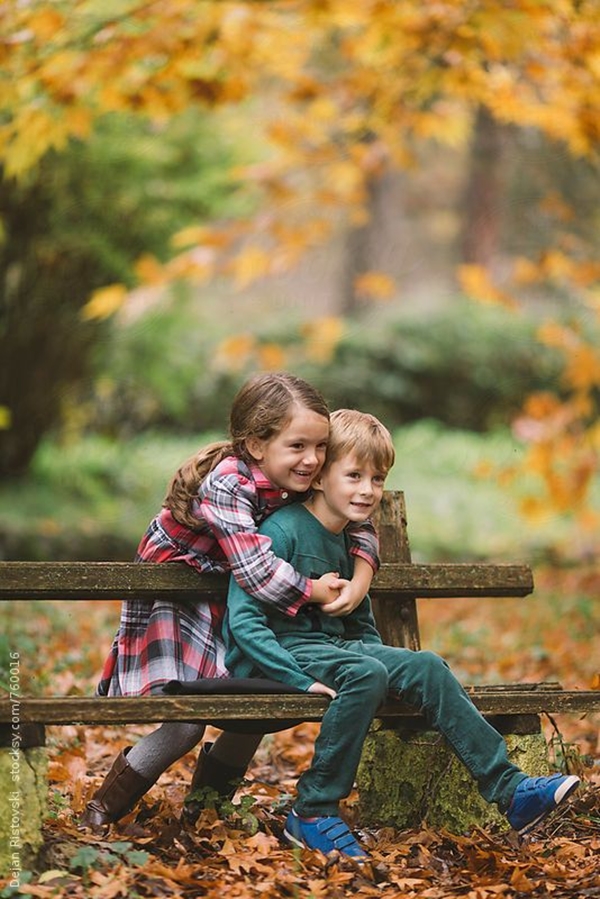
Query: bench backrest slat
0 492 534 652
0 560 533 600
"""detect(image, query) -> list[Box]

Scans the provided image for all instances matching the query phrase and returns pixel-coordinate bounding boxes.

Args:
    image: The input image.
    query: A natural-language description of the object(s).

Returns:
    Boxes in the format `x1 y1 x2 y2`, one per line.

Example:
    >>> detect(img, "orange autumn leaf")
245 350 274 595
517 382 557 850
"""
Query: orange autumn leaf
354 271 396 301
215 334 256 371
458 264 518 309
301 316 345 363
229 245 272 289
257 343 287 370
28 8 65 41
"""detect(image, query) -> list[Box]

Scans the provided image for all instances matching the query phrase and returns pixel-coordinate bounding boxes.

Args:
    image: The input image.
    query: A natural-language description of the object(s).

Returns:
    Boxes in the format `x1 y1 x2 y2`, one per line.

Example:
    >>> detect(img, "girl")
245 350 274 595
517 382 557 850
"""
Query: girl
81 372 379 831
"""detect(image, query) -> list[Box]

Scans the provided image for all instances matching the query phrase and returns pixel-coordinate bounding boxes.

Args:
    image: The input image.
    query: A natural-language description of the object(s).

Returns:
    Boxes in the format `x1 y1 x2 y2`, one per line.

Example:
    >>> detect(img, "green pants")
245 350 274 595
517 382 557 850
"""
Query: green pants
282 638 526 817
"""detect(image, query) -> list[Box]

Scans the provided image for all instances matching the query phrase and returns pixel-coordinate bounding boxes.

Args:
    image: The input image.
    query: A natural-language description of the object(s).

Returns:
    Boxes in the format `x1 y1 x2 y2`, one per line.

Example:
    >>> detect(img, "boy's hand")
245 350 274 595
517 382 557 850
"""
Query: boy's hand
310 572 350 604
308 681 337 700
321 557 374 617
320 580 365 617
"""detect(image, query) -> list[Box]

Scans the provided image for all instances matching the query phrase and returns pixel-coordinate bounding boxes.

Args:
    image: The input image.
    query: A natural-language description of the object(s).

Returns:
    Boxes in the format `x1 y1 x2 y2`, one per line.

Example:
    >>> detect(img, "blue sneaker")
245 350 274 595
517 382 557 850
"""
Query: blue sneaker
506 773 580 834
283 809 370 860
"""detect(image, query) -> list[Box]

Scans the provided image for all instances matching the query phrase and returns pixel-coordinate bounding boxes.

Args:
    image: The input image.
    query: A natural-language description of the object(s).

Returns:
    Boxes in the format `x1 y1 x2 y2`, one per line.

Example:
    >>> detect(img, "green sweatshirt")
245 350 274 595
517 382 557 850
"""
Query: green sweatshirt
224 503 382 691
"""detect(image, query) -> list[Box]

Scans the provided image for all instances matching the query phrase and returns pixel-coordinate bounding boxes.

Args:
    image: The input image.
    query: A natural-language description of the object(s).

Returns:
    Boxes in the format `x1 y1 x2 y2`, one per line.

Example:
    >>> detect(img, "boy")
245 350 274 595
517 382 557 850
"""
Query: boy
224 410 579 860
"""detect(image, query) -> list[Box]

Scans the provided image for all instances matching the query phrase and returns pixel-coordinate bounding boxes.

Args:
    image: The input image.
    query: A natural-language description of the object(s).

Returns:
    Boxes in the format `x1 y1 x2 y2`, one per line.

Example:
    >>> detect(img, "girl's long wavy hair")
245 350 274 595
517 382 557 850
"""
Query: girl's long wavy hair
164 372 330 529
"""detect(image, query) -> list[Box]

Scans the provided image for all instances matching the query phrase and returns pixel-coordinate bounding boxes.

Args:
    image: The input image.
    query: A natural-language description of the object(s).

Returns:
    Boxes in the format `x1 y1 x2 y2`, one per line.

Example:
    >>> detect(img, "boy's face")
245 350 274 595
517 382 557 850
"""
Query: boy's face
312 452 387 532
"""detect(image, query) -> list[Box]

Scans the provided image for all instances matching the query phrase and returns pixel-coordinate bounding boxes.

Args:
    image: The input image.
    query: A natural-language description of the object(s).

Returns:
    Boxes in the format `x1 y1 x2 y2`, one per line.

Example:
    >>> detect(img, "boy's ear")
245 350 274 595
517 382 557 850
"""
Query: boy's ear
311 473 325 493
245 437 265 462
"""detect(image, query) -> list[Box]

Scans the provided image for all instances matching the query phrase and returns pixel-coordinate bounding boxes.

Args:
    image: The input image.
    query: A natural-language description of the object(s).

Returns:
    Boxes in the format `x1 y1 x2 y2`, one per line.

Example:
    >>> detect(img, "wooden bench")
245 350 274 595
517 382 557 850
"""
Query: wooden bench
1 491 598 732
0 490 598 858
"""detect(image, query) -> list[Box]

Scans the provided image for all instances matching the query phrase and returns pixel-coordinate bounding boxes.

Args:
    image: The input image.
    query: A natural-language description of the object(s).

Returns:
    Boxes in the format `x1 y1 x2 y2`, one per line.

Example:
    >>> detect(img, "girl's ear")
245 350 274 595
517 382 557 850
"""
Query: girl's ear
245 437 265 462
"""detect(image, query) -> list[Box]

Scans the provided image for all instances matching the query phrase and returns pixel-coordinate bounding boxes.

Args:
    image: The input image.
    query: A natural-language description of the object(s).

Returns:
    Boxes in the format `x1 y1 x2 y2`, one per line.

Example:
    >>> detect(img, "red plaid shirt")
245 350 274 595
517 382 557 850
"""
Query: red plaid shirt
98 456 379 696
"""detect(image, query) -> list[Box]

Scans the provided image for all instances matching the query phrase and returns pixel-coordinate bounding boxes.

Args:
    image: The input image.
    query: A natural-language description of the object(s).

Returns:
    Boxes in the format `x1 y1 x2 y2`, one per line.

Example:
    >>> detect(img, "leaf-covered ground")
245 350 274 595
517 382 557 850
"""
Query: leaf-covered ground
2 565 599 898
30 723 599 899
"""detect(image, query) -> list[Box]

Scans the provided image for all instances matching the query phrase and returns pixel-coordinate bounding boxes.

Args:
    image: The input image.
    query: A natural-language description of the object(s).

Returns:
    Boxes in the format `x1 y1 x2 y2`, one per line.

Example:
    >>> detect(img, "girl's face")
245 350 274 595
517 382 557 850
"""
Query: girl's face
246 405 329 493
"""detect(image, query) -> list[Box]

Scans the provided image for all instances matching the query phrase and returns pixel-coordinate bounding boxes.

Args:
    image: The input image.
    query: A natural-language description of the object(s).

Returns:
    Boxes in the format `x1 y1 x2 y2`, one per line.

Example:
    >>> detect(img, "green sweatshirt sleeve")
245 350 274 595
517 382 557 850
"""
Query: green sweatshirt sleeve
225 587 315 691
224 520 316 692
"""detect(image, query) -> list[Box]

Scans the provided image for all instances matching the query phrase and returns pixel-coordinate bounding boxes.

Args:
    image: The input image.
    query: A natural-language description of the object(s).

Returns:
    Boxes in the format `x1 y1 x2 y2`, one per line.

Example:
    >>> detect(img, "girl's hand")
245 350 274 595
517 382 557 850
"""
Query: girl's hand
308 681 337 700
320 580 364 617
310 572 350 604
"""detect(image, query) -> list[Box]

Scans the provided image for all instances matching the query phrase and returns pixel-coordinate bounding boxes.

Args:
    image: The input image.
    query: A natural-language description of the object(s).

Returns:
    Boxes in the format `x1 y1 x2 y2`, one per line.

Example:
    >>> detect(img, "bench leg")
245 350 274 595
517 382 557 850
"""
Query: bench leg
0 726 47 880
357 717 550 833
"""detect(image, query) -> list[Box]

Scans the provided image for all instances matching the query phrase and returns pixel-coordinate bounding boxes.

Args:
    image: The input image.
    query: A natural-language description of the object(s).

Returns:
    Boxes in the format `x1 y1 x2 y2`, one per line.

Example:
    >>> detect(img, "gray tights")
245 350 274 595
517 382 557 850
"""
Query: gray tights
126 723 262 781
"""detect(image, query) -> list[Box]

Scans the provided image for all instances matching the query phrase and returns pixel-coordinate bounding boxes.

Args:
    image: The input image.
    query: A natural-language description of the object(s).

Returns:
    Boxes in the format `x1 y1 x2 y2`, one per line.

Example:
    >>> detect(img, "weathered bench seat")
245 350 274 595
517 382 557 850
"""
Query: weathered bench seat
3 682 598 729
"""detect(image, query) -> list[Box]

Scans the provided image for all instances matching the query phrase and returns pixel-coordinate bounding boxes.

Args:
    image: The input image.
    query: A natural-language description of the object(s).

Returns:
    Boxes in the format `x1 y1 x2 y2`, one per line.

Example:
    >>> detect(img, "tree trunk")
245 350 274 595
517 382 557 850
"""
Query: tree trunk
0 166 102 478
461 106 508 266
338 166 406 314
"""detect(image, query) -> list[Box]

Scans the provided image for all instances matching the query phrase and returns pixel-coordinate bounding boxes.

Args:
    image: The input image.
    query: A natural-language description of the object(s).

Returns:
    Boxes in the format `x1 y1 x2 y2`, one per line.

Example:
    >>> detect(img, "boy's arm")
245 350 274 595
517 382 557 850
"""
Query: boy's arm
320 555 373 616
320 520 379 616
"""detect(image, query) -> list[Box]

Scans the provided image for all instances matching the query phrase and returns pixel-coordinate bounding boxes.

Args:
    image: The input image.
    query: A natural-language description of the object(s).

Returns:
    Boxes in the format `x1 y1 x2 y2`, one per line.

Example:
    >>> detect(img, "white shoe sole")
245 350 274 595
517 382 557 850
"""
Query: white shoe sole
283 826 306 849
518 774 580 835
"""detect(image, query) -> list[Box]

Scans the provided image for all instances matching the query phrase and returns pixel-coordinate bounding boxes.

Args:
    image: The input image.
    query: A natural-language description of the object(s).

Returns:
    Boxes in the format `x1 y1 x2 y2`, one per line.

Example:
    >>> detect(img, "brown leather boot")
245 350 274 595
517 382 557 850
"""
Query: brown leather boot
182 742 248 826
79 747 155 832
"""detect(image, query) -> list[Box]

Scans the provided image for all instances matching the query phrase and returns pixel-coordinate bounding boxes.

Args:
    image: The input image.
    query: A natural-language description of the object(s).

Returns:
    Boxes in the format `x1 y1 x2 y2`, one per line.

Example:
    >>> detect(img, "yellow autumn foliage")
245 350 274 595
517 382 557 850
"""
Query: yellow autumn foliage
354 271 396 301
257 343 288 371
229 245 272 289
214 334 257 372
80 284 128 322
2 0 600 530
301 317 345 364
134 255 168 288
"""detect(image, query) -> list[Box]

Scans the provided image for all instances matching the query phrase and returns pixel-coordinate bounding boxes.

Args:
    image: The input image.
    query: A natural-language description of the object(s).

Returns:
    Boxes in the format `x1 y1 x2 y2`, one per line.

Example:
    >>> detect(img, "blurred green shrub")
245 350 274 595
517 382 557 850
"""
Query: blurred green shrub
313 300 561 430
88 297 562 436
0 422 581 562
0 109 248 476
87 287 242 436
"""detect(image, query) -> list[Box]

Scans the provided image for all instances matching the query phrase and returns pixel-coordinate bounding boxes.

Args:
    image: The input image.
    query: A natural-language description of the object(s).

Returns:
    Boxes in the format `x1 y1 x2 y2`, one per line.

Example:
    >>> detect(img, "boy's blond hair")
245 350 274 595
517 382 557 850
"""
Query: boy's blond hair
325 409 395 473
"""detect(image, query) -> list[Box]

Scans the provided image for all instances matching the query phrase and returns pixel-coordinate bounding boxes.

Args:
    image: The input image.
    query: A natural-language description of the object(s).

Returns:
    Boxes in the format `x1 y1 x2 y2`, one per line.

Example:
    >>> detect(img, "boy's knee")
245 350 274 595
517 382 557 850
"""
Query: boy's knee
354 658 389 697
419 649 447 668
411 650 450 682
335 656 388 696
